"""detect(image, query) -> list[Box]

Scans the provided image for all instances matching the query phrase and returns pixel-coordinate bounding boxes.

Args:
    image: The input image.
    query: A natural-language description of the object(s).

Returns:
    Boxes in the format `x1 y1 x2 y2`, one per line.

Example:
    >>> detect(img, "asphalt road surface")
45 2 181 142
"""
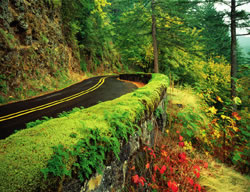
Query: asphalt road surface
0 76 138 139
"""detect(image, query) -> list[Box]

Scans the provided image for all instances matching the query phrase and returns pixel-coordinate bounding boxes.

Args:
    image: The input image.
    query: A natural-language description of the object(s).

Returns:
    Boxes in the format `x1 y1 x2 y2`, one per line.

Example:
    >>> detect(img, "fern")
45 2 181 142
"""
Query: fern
154 107 164 118
41 145 71 179
26 116 53 128
58 107 84 118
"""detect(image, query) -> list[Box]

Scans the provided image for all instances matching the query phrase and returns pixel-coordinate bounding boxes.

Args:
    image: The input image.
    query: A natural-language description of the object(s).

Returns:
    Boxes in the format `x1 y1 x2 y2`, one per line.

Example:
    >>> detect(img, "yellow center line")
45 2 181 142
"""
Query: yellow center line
0 77 107 122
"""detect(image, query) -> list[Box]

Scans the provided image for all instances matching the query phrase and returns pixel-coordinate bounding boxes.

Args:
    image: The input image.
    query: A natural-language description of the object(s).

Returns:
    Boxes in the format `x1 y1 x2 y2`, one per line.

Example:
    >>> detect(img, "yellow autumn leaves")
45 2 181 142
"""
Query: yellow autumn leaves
209 106 217 114
92 0 111 22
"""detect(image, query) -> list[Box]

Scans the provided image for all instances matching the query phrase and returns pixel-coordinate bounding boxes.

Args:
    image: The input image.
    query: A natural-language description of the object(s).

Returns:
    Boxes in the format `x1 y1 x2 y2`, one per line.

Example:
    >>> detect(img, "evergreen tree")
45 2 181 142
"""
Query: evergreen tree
110 0 200 74
211 0 250 98
193 3 231 61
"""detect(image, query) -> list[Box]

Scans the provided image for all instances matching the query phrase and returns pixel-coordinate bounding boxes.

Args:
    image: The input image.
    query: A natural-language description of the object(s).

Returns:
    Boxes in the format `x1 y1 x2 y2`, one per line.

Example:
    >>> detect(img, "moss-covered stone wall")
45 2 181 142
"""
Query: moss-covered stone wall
0 73 169 192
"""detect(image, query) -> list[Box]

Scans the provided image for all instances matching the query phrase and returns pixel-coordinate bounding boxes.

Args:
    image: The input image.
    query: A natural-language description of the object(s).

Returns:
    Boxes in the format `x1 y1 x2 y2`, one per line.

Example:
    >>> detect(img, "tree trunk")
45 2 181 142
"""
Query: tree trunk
230 0 237 99
151 0 159 73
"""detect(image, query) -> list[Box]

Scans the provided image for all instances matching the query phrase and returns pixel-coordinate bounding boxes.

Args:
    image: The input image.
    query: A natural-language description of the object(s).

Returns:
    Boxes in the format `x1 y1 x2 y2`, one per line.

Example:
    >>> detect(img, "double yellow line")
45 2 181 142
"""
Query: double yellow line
0 77 107 122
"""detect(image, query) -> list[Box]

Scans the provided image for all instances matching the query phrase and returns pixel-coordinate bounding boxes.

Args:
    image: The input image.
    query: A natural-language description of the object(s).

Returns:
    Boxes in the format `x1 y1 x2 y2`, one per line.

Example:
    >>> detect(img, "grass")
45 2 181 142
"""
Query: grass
167 86 207 118
200 157 250 192
0 73 169 192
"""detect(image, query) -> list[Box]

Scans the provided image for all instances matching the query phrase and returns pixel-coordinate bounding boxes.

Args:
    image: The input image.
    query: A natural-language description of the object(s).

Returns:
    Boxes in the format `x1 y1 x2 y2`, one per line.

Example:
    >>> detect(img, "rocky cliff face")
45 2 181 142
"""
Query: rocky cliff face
0 0 81 103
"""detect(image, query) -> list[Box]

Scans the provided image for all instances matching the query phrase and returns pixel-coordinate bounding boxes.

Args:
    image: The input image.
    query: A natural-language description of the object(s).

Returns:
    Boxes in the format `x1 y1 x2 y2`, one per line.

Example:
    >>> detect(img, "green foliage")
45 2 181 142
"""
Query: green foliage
71 128 120 180
104 110 136 142
154 107 164 119
41 128 112 181
0 74 8 96
40 33 49 44
26 116 53 128
41 110 137 181
69 133 77 138
57 107 84 118
0 96 6 104
41 144 71 179
192 3 231 61
177 106 203 141
45 0 61 8
147 122 153 132
61 0 119 73
167 86 249 173
110 0 153 71
80 60 87 72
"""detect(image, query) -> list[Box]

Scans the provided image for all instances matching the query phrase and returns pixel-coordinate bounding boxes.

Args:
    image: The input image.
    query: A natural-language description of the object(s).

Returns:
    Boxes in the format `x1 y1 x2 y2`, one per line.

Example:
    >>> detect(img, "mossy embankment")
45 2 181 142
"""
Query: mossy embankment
0 73 169 192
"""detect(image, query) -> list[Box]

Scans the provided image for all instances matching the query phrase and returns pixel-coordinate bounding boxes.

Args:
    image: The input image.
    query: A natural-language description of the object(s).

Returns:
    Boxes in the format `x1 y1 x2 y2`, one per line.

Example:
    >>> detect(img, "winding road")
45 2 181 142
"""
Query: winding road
0 75 138 139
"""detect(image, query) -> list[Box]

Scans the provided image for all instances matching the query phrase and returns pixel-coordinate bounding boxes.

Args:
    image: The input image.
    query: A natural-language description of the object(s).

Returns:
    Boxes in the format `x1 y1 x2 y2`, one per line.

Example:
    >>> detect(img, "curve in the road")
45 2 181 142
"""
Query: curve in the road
0 75 138 139
0 77 107 122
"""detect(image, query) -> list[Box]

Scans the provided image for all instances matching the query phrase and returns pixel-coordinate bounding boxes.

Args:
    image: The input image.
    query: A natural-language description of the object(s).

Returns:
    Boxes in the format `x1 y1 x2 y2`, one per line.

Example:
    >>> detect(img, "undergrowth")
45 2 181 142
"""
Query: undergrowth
166 87 250 191
123 86 250 192
124 129 207 192
167 87 249 173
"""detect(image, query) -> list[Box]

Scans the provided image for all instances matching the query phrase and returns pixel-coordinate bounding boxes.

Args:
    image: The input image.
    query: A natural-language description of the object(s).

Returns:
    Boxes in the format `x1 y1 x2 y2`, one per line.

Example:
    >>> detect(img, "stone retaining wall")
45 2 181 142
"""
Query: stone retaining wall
0 73 169 192
72 74 167 192
81 100 166 192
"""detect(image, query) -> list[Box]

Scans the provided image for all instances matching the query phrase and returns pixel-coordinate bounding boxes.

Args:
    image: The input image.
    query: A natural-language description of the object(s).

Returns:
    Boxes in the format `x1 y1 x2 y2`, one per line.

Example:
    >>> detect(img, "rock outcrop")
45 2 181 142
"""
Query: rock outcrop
0 0 81 103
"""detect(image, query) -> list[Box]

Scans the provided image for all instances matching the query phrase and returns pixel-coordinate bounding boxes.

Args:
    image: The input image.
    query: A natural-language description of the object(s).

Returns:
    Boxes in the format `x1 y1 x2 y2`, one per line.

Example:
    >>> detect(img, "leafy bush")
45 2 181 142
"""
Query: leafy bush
125 130 207 191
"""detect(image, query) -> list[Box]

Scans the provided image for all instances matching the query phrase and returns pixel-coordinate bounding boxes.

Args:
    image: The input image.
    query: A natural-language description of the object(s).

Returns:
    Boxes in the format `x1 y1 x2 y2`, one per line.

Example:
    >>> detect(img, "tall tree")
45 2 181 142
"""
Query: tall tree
192 3 231 61
151 0 159 73
230 0 237 98
213 0 250 98
110 0 199 73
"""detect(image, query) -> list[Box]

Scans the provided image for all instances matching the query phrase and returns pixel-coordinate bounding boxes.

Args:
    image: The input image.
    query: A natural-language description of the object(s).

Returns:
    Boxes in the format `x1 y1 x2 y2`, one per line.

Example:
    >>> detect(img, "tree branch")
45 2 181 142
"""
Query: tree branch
236 33 250 36
236 2 250 8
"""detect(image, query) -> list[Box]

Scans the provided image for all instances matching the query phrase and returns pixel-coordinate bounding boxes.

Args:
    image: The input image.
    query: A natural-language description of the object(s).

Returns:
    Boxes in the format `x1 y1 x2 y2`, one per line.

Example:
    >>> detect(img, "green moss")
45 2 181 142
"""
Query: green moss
0 29 17 49
45 0 62 8
0 73 169 192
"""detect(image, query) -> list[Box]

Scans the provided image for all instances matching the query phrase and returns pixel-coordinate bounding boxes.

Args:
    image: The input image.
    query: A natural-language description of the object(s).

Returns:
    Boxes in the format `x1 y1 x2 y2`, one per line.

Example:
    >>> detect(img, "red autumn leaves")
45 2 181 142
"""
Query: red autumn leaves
130 132 207 191
132 175 146 186
167 181 178 192
232 112 241 121
179 135 185 148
